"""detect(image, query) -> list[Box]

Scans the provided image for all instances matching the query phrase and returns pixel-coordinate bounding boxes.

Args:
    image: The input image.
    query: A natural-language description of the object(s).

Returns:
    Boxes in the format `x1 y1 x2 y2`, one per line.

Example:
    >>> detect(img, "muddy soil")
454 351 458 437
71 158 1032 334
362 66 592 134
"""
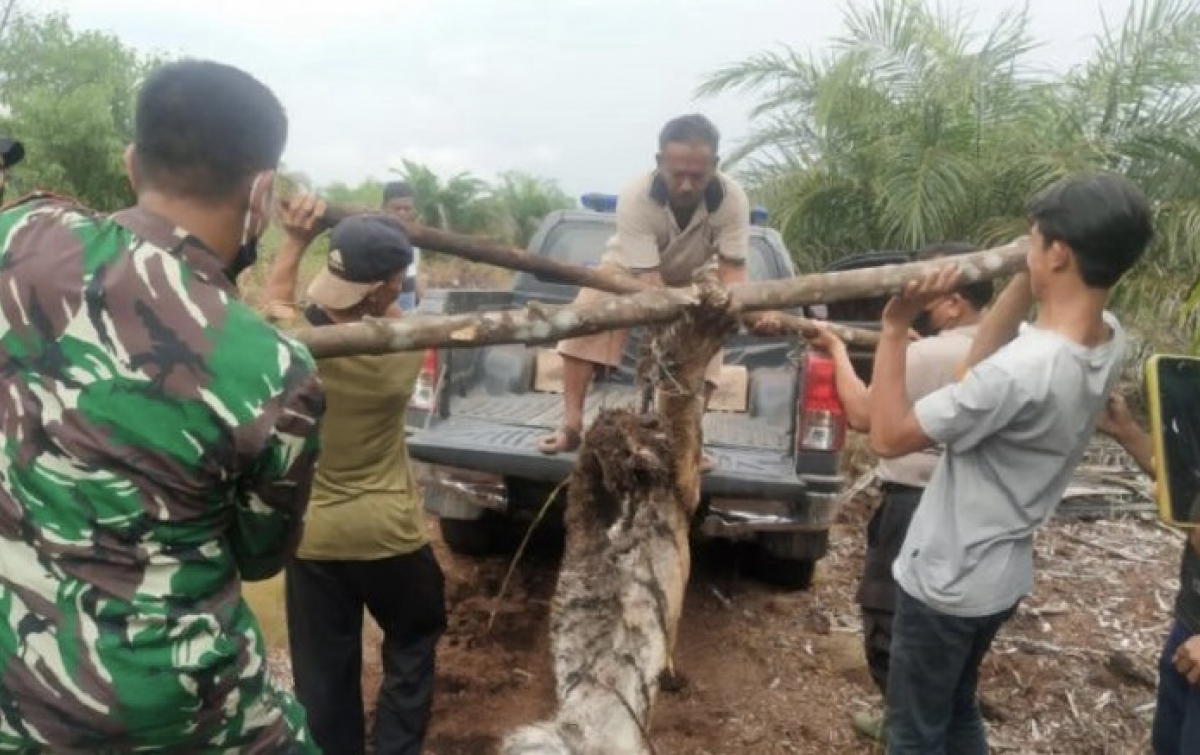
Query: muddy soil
258 482 1179 754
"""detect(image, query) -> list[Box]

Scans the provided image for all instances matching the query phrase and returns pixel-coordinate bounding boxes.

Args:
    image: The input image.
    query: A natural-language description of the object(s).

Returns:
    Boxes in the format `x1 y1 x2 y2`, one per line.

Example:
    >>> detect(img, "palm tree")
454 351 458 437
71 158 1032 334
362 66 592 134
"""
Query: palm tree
1051 0 1200 337
698 0 1200 348
697 0 1044 265
390 160 498 235
492 170 574 247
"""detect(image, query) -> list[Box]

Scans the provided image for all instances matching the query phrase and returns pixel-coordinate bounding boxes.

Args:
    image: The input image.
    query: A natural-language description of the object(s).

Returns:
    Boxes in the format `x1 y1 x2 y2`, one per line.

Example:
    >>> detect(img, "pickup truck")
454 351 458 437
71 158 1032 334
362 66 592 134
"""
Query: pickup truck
405 194 906 589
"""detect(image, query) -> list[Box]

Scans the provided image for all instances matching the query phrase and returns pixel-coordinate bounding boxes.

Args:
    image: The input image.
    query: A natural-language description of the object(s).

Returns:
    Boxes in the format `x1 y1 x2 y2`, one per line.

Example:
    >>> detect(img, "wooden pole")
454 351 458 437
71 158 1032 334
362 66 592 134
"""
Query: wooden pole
288 242 1026 357
728 238 1028 313
312 198 1026 311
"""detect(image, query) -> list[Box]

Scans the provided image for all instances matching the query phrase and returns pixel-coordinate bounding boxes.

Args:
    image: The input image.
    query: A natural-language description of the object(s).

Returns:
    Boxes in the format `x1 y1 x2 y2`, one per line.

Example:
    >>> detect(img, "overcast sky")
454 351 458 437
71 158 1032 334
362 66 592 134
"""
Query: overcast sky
47 0 1134 198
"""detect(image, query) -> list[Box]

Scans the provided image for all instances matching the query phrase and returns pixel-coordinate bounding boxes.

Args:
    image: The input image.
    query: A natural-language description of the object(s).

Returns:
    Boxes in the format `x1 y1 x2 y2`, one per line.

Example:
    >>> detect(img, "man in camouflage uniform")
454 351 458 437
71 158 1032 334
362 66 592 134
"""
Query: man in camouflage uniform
0 60 324 752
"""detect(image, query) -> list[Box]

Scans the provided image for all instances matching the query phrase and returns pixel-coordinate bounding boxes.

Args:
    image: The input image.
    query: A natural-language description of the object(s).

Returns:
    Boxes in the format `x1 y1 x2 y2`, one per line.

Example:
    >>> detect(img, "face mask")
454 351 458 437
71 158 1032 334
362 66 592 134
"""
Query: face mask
912 311 935 338
225 237 259 283
225 173 272 283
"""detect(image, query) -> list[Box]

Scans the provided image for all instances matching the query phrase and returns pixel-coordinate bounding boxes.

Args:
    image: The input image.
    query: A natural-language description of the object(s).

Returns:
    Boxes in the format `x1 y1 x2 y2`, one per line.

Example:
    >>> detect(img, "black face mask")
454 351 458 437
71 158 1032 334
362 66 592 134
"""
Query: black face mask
912 311 936 338
225 236 259 283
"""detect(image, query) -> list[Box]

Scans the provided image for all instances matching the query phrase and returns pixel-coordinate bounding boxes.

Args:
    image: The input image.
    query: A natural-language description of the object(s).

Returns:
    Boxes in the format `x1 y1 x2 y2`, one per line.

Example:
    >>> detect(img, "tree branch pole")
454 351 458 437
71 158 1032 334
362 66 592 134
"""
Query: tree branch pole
289 241 1029 358
307 200 885 345
292 287 697 358
728 238 1029 313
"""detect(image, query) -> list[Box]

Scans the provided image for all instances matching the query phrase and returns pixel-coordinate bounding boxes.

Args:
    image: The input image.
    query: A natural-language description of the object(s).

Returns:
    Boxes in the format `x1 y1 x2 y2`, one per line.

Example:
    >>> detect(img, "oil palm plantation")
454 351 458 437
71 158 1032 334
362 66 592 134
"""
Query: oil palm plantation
698 0 1200 347
391 160 499 235
491 170 573 247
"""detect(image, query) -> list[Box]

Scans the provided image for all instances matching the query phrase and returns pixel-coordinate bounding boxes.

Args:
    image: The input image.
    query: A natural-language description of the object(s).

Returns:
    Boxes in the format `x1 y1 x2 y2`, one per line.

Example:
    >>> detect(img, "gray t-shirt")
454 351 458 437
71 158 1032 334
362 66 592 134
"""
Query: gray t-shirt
894 313 1126 617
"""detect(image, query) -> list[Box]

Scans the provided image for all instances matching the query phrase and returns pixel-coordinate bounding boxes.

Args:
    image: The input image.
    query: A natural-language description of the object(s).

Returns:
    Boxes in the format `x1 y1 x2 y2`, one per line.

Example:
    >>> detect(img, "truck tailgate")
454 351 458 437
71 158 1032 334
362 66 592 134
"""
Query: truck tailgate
408 386 813 499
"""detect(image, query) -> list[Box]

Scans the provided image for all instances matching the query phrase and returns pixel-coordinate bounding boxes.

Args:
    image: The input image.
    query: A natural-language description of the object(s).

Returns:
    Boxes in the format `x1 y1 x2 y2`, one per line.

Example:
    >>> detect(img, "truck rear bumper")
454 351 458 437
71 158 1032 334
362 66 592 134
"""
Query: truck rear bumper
700 492 841 536
410 418 843 531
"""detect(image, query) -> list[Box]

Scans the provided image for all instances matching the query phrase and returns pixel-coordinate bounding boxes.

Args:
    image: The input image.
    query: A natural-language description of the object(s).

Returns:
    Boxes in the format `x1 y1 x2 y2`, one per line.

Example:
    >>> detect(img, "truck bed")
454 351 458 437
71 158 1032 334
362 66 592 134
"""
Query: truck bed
407 383 819 499
451 387 790 450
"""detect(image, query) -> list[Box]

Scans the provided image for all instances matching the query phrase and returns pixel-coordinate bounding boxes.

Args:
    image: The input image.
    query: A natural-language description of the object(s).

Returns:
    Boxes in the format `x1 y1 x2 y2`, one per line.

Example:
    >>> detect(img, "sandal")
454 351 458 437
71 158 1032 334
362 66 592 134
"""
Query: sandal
538 426 582 456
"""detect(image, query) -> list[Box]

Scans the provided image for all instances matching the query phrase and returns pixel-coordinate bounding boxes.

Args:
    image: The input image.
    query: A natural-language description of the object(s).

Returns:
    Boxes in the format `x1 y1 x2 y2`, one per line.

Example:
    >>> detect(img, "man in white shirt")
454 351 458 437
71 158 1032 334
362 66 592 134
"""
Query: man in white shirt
868 172 1153 753
383 181 423 312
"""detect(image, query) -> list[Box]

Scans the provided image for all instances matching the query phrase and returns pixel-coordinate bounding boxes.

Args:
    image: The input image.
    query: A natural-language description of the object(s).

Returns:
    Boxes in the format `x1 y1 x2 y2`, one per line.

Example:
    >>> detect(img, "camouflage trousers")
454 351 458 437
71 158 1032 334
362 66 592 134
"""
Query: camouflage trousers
0 670 317 754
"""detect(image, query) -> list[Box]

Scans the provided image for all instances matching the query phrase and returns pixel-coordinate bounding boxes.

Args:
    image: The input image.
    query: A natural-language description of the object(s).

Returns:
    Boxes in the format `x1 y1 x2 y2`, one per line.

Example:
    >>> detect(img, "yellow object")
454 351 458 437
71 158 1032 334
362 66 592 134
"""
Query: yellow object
1144 354 1199 528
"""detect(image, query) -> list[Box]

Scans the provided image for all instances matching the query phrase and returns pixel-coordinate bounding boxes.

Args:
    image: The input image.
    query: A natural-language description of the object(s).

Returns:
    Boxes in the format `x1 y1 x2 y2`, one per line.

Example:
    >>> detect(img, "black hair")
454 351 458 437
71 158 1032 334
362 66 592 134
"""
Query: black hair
382 181 414 203
1026 172 1153 289
915 241 994 310
658 114 720 153
133 60 287 200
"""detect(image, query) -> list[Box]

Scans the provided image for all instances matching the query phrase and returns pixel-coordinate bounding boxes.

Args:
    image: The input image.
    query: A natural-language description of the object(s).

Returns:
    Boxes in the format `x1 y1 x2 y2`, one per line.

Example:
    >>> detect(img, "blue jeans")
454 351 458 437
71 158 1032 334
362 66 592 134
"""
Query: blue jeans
886 588 1017 754
1152 620 1200 754
397 291 417 313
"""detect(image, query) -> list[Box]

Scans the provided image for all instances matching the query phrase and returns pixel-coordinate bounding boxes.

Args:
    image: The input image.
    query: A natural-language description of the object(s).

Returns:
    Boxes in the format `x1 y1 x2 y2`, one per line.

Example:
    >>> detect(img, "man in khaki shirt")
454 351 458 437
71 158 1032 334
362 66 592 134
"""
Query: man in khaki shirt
538 114 778 469
810 243 992 744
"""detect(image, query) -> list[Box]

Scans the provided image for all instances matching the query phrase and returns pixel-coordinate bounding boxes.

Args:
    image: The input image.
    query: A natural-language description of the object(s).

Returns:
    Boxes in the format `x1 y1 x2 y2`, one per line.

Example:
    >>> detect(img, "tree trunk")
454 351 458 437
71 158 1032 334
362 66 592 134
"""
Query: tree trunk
727 238 1028 313
500 279 735 755
318 199 1025 309
289 241 1025 358
316 201 649 296
291 288 695 358
498 408 688 755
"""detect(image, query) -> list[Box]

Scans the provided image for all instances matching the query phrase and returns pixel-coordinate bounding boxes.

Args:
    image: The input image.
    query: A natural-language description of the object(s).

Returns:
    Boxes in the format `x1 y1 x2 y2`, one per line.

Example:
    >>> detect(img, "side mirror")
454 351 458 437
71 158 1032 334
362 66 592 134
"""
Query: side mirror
1146 354 1200 527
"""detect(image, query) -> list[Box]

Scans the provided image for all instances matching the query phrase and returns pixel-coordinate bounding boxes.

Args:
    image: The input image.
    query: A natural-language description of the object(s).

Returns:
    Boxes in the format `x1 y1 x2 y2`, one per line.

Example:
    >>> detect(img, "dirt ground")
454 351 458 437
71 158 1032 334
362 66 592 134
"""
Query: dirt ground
256 480 1182 755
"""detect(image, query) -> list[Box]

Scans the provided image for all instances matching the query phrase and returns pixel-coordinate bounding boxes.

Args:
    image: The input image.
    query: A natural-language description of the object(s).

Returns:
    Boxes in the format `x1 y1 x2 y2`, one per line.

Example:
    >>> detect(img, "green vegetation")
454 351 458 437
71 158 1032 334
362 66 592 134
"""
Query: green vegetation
0 6 574 297
699 0 1200 351
4 0 1199 351
0 9 159 209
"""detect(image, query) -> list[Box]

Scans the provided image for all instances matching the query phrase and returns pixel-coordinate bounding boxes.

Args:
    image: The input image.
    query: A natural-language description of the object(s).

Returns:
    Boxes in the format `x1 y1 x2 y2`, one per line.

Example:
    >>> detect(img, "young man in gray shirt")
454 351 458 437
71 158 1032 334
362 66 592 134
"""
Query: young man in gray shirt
868 172 1154 753
812 243 993 744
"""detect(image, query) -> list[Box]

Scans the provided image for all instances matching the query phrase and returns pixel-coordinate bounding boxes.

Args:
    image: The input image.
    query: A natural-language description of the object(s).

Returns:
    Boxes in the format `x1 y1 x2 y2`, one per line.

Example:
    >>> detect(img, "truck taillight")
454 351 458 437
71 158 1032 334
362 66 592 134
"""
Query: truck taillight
410 349 440 412
797 350 845 452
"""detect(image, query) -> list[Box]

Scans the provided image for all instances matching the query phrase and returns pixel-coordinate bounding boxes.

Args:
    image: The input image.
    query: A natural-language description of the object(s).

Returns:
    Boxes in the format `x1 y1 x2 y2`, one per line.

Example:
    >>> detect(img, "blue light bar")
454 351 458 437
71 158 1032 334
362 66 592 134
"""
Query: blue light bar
580 192 618 213
750 205 769 226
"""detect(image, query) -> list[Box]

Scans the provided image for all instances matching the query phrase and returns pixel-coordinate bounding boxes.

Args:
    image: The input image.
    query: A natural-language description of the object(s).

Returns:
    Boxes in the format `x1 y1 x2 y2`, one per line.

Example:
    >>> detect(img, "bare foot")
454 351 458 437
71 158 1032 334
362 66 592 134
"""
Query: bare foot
537 426 582 455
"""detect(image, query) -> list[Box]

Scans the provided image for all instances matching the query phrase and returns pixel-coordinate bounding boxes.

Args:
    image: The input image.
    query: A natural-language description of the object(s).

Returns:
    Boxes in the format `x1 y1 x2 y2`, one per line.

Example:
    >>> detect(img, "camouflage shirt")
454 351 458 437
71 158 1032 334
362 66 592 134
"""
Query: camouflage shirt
0 197 324 753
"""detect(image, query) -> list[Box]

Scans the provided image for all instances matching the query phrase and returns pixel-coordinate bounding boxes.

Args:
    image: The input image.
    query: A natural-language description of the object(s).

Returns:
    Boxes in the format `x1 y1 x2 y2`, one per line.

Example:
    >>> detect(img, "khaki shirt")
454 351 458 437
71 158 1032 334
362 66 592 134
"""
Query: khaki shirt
300 348 428 560
601 169 750 286
266 305 429 560
877 324 978 487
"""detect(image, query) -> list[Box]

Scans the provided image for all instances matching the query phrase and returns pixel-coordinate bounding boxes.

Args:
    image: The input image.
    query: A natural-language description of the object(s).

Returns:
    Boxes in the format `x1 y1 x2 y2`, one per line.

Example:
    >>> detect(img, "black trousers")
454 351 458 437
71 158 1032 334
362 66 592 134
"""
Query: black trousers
856 483 924 696
286 546 447 755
